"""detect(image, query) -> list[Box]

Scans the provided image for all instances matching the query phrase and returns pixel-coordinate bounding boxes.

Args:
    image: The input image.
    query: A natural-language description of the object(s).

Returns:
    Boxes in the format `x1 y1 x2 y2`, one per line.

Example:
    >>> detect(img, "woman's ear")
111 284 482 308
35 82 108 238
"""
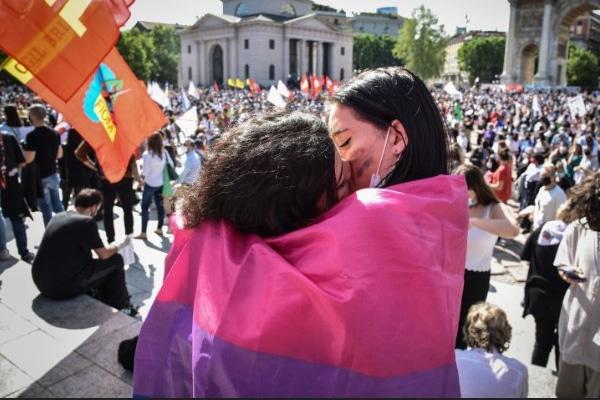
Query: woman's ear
390 119 408 157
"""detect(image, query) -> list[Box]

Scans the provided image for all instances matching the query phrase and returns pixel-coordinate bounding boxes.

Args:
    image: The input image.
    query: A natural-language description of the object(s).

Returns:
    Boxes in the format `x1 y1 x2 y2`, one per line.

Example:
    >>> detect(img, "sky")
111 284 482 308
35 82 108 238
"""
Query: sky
127 0 511 35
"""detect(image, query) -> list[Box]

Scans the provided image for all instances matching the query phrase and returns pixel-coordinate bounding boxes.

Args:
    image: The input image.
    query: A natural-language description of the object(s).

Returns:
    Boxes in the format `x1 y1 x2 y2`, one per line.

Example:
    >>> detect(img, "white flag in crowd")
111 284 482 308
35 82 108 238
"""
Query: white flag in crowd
267 85 286 109
188 81 200 99
444 81 462 100
277 80 290 98
175 106 198 137
149 82 169 109
531 95 541 116
567 95 586 118
180 88 191 111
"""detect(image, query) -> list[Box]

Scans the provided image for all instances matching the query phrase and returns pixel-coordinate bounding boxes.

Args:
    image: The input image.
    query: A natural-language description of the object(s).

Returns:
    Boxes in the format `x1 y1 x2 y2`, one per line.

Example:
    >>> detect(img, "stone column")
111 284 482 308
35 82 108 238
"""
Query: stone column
226 38 232 80
316 41 323 77
535 0 554 85
283 37 290 80
500 0 518 83
230 37 238 79
299 39 305 76
198 40 206 86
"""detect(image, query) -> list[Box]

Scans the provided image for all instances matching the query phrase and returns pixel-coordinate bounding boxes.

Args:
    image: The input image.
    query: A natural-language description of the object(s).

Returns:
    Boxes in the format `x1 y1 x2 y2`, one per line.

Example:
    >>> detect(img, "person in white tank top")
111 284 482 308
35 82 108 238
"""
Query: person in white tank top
453 165 520 349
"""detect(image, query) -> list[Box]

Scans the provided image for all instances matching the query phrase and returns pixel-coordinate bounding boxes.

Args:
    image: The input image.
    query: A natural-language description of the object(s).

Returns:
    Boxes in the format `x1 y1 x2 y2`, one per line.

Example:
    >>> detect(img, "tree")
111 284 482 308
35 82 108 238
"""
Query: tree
567 45 599 89
149 25 180 84
117 28 155 81
353 33 402 71
457 36 505 84
117 25 180 84
393 6 447 81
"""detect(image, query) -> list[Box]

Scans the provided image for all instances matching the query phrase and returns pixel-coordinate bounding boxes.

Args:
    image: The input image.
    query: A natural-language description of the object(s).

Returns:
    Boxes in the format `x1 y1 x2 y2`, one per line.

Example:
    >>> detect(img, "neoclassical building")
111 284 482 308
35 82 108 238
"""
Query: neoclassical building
179 0 354 87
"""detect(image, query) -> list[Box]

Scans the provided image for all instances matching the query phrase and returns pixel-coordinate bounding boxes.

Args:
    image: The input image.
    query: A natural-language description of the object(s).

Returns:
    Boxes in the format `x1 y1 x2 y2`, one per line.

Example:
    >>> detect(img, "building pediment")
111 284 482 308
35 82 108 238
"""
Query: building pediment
284 13 336 32
191 13 240 30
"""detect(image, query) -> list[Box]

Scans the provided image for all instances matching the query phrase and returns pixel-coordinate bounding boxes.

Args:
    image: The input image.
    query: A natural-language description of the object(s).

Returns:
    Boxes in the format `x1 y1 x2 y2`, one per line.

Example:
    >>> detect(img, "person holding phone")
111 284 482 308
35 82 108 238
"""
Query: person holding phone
553 171 600 398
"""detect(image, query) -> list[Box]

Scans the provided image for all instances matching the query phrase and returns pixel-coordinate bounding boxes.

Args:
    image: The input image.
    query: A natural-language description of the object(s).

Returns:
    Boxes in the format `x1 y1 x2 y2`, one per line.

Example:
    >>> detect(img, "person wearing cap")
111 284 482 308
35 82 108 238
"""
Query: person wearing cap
177 139 201 186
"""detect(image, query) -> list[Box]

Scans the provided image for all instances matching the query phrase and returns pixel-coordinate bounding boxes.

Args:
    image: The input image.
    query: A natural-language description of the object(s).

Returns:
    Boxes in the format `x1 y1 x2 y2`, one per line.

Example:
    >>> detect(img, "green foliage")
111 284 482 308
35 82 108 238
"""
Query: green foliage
457 36 505 84
393 6 447 80
567 45 599 89
353 33 402 71
117 25 180 84
117 28 155 81
150 25 181 83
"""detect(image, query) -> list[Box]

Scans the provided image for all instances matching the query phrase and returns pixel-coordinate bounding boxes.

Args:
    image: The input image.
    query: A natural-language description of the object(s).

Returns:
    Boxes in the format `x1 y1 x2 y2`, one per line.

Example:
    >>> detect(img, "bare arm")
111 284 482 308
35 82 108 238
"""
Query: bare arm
74 141 97 171
471 203 520 238
488 180 504 191
24 150 35 164
56 145 63 159
93 244 119 260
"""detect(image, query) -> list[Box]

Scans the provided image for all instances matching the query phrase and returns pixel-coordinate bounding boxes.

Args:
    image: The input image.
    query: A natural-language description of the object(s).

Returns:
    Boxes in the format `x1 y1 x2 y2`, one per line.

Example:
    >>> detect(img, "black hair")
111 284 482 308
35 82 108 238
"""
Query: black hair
3 105 22 127
182 111 338 237
330 67 448 187
74 188 103 209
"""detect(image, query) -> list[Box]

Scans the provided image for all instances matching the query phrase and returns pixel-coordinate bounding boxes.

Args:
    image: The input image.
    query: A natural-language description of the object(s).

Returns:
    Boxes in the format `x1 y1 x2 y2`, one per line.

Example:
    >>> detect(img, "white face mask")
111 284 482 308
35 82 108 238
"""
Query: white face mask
369 127 392 188
468 197 478 208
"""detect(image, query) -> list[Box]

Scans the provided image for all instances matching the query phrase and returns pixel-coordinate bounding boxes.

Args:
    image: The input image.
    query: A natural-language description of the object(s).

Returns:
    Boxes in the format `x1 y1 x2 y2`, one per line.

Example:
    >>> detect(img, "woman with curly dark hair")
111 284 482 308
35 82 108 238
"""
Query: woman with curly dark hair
553 171 600 398
180 111 344 236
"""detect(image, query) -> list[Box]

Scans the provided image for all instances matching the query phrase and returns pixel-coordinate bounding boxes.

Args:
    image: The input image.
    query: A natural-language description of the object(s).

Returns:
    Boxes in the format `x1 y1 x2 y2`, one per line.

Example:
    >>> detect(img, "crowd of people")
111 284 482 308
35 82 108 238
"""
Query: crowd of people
1 70 599 397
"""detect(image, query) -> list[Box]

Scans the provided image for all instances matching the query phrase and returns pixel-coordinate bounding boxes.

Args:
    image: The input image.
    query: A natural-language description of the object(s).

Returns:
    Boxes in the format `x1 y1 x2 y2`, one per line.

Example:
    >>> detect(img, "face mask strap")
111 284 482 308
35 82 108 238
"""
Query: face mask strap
374 126 392 179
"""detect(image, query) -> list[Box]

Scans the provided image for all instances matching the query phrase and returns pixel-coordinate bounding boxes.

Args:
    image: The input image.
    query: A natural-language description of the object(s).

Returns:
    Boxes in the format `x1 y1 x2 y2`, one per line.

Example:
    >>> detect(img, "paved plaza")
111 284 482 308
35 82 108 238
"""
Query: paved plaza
0 196 557 397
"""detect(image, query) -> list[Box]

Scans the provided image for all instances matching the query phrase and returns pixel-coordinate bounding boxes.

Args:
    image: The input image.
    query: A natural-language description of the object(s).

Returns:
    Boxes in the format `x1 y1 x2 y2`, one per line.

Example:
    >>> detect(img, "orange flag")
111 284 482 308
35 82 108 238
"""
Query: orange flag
325 76 334 95
300 74 310 94
0 0 134 101
2 48 166 183
312 74 323 97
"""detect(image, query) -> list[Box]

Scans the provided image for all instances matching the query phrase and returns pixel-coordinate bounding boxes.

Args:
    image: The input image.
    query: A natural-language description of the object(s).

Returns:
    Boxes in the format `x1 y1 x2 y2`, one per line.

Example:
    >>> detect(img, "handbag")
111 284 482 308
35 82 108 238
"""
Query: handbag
162 167 174 197
163 150 178 180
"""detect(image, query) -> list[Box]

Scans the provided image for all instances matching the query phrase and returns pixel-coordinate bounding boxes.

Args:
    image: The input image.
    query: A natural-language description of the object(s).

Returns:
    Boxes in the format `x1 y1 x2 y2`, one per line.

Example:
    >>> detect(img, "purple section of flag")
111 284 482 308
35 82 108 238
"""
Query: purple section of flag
134 302 461 398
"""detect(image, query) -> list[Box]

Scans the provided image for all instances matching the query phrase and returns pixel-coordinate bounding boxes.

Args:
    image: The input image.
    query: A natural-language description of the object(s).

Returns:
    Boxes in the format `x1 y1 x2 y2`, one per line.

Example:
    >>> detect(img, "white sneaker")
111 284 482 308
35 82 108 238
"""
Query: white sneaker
0 249 10 261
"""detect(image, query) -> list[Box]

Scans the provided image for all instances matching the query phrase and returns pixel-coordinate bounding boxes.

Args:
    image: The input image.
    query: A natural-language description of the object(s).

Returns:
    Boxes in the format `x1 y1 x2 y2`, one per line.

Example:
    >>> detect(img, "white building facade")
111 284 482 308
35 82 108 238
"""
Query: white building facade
179 0 354 87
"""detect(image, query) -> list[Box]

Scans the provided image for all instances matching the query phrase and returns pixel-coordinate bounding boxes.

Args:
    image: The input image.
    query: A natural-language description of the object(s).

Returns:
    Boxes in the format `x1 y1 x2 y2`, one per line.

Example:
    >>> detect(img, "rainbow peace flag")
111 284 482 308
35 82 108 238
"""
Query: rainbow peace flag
134 175 468 397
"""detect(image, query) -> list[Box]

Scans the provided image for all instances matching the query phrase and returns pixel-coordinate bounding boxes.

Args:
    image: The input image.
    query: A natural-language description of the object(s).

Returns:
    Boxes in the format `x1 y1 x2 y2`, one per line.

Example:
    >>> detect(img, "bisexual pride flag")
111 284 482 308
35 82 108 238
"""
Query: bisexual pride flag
134 175 468 397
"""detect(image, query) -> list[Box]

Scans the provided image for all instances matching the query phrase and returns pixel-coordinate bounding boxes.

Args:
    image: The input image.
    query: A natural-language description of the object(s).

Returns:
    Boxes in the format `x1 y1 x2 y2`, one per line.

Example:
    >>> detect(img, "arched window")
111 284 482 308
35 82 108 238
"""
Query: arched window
188 66 192 80
245 64 250 79
280 3 296 16
269 64 275 80
340 68 345 81
235 3 250 16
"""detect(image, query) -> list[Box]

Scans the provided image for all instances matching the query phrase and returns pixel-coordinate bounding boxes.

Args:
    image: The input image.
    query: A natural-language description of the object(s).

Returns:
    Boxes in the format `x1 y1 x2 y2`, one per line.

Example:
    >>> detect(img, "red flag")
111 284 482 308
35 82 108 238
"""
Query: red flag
251 79 262 94
312 74 323 97
300 74 310 94
0 0 134 101
332 80 341 93
246 78 261 94
2 48 166 183
325 76 334 95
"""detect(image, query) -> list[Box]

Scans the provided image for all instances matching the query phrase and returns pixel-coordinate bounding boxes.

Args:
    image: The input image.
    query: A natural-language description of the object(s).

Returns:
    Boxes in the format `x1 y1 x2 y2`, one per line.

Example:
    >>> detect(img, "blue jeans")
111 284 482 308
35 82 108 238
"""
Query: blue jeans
8 216 28 257
140 184 164 233
38 173 64 226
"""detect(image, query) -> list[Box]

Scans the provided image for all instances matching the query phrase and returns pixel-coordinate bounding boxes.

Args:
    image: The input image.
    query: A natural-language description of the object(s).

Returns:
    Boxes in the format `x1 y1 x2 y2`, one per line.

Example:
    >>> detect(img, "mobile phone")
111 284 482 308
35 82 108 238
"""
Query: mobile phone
558 267 587 283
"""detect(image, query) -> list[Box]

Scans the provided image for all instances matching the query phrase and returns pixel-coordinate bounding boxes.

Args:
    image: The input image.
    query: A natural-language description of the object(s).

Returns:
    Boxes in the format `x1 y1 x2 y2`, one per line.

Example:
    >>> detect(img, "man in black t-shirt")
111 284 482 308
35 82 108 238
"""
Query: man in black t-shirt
32 189 132 310
24 104 64 226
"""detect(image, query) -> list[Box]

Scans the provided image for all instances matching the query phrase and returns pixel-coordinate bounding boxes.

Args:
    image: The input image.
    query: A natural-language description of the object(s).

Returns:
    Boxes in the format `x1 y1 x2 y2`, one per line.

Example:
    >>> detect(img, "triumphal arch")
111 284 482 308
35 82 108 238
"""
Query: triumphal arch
500 0 600 85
